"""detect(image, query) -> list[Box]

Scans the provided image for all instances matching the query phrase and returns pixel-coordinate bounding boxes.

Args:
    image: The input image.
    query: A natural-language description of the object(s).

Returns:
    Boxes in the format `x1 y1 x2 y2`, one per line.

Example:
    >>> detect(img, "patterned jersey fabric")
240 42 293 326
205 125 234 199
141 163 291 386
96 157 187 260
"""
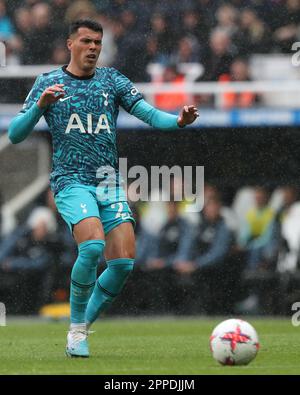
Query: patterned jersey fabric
20 66 143 194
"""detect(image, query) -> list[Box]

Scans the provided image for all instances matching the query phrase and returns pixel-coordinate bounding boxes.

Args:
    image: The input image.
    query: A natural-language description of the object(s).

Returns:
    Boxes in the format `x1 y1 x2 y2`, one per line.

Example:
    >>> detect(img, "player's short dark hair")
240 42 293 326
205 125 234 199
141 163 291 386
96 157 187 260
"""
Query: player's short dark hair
69 19 103 37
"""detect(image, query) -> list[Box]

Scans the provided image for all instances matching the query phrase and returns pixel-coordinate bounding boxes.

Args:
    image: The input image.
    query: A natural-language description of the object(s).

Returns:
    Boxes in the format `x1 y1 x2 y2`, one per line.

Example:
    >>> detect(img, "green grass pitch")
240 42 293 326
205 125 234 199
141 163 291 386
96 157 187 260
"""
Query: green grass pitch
0 317 299 375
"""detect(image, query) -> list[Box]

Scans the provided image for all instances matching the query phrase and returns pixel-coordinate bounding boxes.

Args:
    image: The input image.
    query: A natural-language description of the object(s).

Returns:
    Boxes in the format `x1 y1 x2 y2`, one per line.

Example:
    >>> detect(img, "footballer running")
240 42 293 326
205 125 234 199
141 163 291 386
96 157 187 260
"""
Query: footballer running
8 19 199 358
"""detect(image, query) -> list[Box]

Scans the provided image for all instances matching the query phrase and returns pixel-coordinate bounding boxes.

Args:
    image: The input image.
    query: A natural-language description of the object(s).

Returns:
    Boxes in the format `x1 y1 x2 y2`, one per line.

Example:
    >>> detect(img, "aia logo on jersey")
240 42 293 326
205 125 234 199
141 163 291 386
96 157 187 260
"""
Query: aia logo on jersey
65 113 111 134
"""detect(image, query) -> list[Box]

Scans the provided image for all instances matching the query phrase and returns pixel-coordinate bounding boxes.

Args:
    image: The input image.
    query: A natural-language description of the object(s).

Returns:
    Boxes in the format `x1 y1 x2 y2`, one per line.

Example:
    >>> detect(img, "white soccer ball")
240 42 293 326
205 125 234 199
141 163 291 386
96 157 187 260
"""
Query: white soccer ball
210 319 260 366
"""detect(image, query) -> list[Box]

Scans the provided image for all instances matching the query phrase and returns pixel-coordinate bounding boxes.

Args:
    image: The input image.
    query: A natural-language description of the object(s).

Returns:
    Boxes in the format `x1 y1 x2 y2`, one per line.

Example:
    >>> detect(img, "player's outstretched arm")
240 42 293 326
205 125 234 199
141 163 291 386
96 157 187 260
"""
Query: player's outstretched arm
8 84 65 144
130 99 199 130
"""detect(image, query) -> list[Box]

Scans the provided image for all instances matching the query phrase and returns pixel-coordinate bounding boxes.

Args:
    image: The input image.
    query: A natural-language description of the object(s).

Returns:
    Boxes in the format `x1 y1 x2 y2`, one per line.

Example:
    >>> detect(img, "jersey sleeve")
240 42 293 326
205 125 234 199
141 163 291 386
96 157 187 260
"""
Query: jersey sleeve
20 74 46 114
8 74 46 144
113 69 143 113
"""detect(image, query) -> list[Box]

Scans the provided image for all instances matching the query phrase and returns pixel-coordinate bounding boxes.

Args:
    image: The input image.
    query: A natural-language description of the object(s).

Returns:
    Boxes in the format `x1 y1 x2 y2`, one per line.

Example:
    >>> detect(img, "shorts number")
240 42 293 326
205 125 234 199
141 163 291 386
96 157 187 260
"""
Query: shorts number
111 203 131 220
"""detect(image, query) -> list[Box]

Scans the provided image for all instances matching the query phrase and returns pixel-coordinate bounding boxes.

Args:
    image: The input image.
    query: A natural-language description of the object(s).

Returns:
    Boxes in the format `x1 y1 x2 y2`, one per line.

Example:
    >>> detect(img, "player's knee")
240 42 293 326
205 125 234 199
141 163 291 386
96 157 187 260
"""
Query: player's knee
122 251 135 261
107 258 135 275
79 239 106 262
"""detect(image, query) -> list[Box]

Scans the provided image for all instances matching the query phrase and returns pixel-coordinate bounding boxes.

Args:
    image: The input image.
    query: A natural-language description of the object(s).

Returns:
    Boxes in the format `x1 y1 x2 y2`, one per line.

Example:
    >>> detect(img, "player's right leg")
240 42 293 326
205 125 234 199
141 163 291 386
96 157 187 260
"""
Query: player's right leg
54 185 105 357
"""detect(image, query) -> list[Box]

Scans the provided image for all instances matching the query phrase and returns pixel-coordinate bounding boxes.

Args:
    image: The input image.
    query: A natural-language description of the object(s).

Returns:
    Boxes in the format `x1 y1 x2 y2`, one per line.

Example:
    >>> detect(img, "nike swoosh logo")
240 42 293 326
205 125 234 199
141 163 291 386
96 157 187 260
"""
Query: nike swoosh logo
59 95 73 102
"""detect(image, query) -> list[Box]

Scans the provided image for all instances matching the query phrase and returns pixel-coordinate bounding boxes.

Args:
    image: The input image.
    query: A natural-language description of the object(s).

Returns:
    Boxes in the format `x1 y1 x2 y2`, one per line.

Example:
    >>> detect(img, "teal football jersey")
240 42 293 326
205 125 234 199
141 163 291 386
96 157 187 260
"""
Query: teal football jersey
20 66 143 194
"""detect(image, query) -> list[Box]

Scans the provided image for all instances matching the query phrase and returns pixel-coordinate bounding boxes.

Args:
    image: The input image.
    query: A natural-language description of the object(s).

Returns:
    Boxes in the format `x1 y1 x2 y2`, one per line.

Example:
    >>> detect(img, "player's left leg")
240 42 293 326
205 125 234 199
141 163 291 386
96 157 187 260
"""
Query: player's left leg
85 222 135 327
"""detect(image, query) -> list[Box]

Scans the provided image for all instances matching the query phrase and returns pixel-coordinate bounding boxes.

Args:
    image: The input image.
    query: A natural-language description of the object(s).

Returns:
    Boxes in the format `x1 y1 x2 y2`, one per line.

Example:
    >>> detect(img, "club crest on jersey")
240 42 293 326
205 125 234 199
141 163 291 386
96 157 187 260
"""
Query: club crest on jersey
65 113 111 134
102 92 109 106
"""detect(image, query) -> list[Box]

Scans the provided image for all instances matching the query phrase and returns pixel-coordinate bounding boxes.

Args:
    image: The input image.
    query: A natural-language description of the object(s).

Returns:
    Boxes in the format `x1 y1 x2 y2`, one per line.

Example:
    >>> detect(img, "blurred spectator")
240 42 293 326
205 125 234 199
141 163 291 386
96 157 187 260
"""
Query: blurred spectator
102 0 130 18
215 4 239 37
150 13 175 64
200 28 236 82
0 0 299 70
0 190 2 241
0 0 299 74
238 185 278 271
49 0 70 39
273 0 300 53
173 196 236 314
219 58 259 109
170 36 200 64
236 185 285 315
146 201 189 270
276 185 300 273
64 0 96 24
0 206 58 313
112 9 145 81
21 2 56 64
139 35 169 82
174 197 233 273
11 7 31 62
180 9 209 51
24 0 40 6
154 64 189 111
13 7 31 37
144 35 170 67
51 40 69 64
234 8 272 56
0 0 14 41
204 184 239 233
195 0 220 27
95 13 116 66
276 185 299 222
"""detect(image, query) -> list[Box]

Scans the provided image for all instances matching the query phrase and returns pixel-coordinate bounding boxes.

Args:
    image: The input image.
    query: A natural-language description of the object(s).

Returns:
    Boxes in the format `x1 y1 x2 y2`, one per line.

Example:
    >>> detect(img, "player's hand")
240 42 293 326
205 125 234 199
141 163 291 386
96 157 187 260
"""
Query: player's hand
177 105 199 127
37 84 65 108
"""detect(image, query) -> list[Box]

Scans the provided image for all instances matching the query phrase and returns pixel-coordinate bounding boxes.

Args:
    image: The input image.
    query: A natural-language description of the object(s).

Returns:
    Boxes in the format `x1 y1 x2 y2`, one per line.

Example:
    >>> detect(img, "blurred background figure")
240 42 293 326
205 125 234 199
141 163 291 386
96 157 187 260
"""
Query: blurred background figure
21 2 55 65
0 206 57 314
219 58 260 109
154 64 189 112
236 186 281 315
200 28 236 82
2 0 300 320
238 186 278 272
173 197 238 314
0 0 14 42
233 7 272 56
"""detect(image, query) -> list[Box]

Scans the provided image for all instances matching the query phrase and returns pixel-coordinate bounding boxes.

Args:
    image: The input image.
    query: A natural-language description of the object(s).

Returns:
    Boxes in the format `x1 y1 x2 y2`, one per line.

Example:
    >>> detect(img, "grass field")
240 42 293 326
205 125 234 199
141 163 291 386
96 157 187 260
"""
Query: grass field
0 316 299 375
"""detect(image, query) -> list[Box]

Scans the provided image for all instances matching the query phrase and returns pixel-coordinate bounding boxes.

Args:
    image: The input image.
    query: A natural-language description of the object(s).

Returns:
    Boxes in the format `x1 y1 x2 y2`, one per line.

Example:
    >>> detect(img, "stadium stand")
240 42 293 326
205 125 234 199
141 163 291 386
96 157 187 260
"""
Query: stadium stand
1 0 300 317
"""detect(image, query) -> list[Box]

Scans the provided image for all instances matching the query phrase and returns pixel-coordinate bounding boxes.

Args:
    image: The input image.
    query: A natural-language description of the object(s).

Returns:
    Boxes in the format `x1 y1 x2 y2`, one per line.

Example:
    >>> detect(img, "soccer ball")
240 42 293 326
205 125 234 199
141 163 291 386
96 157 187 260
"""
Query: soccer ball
210 319 259 366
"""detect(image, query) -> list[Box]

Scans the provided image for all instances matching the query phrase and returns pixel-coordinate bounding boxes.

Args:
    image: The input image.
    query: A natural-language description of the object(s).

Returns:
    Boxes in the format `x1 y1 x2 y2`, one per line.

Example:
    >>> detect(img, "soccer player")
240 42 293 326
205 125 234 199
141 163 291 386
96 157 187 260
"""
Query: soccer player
8 19 199 357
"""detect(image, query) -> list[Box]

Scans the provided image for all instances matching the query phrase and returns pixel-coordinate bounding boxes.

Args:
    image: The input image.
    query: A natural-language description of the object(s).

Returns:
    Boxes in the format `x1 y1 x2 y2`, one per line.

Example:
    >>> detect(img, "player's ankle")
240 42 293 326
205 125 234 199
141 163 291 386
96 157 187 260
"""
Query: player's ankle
86 321 92 331
70 323 86 331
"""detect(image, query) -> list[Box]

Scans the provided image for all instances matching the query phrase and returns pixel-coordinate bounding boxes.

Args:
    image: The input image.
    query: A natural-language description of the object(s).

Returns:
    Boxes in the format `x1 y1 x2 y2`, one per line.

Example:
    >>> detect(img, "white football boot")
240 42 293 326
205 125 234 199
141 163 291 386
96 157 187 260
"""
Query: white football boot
66 326 90 358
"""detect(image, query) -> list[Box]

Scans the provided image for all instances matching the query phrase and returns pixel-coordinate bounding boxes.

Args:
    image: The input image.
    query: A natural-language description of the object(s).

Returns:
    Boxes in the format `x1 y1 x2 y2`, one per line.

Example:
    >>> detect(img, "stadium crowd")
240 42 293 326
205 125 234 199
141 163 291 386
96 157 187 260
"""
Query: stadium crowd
0 181 299 316
1 0 300 81
1 0 300 317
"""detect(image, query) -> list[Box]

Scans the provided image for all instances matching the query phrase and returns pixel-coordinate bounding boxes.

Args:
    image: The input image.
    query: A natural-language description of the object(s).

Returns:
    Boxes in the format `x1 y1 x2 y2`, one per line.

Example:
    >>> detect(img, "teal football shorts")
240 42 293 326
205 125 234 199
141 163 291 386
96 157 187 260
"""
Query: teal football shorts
54 183 135 235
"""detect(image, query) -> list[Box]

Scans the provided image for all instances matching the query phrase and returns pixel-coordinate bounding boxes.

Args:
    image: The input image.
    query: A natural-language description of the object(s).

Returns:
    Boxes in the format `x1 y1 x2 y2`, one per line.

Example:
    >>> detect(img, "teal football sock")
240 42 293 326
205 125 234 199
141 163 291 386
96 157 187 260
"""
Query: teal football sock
85 258 134 325
70 239 105 324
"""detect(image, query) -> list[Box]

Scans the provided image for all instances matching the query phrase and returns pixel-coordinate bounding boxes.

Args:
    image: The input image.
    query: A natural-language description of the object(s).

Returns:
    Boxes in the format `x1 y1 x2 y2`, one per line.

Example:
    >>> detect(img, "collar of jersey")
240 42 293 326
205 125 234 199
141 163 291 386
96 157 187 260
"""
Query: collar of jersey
62 65 95 80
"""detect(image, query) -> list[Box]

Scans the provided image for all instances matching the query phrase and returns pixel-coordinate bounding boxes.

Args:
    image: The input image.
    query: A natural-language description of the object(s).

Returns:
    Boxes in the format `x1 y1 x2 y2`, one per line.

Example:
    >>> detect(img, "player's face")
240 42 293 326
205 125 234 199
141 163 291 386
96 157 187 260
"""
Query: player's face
68 27 102 72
